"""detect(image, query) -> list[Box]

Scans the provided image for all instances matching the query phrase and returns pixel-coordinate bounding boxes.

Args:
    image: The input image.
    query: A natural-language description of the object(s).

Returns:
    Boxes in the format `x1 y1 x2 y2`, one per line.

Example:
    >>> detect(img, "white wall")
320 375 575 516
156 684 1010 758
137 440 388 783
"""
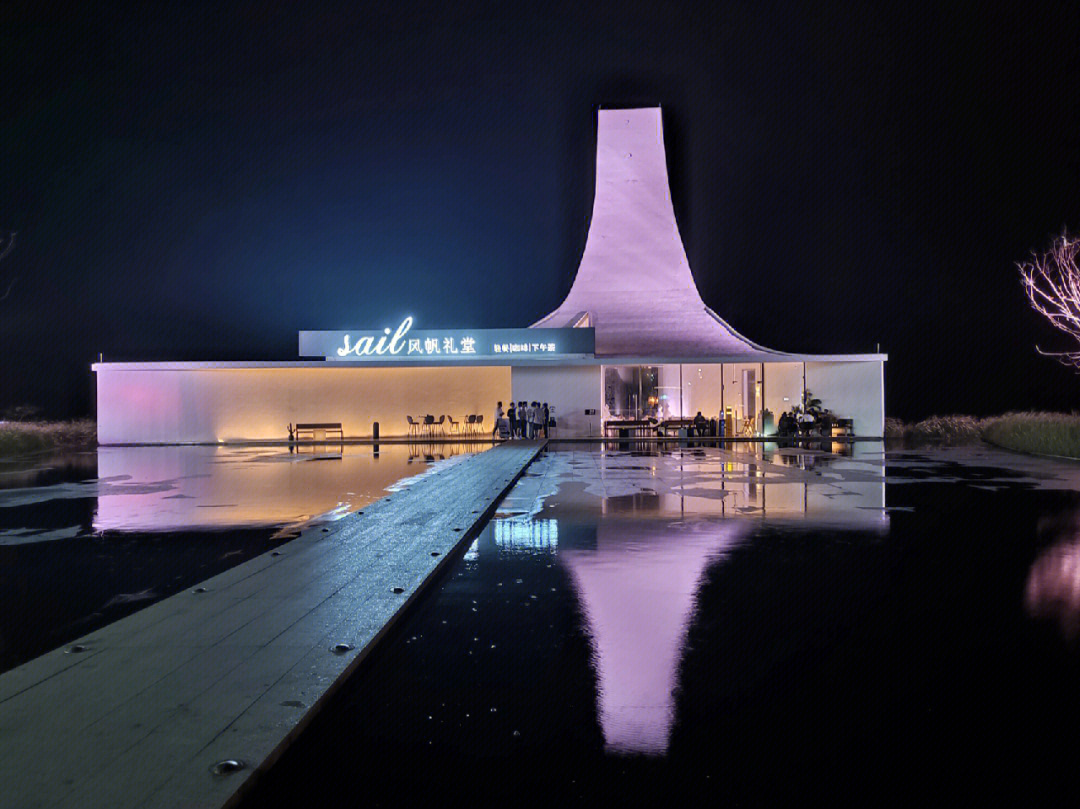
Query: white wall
804 360 885 437
512 364 602 437
96 366 511 443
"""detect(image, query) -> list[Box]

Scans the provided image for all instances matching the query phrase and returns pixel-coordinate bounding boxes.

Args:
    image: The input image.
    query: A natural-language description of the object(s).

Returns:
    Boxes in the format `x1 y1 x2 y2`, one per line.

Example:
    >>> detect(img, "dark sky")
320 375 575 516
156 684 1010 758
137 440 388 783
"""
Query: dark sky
3 1 1080 420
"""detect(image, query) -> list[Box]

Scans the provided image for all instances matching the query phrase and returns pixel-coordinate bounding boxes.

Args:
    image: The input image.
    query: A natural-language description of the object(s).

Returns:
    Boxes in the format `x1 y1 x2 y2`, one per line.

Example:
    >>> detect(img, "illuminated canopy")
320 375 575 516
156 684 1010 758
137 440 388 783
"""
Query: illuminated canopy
533 107 794 360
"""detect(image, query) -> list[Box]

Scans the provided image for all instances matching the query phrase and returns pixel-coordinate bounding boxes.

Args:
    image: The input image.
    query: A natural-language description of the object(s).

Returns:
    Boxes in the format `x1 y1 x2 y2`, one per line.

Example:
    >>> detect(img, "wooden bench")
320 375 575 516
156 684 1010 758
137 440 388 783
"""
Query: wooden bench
294 422 344 441
658 417 694 436
604 419 657 438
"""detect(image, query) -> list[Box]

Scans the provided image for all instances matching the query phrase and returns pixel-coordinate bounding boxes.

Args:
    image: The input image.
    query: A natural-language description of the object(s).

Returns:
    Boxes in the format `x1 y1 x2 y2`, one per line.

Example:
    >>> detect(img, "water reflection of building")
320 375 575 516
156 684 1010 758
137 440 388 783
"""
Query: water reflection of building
561 512 747 754
91 445 462 533
479 445 888 754
1025 512 1080 640
406 441 489 463
588 443 888 523
493 519 559 552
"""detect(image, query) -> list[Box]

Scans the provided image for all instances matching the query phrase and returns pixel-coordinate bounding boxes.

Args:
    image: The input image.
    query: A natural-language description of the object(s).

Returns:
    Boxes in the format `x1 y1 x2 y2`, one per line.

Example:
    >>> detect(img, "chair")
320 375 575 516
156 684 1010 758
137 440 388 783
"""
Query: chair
406 415 420 438
423 414 435 438
447 415 461 435
476 414 484 436
434 414 445 436
466 414 476 435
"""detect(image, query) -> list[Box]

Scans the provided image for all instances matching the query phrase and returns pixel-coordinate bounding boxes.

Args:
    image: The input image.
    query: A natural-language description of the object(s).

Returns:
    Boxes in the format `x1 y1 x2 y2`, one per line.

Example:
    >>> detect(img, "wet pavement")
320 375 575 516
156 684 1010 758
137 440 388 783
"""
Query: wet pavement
234 441 1080 804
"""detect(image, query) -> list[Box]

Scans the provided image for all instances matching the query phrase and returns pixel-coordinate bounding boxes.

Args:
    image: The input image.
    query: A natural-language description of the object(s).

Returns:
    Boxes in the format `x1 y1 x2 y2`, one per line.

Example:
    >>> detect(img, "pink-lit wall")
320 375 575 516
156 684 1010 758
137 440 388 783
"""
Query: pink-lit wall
95 366 512 443
533 107 765 358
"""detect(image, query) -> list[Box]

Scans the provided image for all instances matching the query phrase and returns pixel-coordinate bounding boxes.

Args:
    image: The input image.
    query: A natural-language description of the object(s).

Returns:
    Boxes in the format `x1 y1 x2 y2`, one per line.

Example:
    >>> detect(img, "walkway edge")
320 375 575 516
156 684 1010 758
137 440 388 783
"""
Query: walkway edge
220 439 547 809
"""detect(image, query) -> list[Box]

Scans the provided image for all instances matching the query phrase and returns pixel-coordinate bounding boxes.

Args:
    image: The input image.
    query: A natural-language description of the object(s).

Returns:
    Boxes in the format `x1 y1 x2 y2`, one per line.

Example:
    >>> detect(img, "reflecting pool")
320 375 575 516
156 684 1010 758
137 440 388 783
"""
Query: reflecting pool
240 441 1080 804
0 442 483 672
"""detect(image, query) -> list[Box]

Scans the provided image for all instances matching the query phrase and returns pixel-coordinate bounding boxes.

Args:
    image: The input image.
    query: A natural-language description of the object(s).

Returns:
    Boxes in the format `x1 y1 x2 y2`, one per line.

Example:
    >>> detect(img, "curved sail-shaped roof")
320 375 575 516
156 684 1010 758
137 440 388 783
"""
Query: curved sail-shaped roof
532 107 788 360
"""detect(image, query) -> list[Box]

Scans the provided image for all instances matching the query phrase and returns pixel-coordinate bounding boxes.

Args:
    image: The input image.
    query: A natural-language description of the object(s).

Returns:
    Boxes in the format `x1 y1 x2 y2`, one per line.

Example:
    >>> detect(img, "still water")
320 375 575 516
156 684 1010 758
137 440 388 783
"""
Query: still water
236 441 1080 804
0 442 483 673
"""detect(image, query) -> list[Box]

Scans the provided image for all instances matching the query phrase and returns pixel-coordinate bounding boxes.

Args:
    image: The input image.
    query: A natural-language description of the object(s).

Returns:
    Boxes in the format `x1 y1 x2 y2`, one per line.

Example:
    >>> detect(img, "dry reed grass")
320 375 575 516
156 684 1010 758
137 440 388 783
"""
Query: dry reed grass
0 419 97 456
886 412 1080 458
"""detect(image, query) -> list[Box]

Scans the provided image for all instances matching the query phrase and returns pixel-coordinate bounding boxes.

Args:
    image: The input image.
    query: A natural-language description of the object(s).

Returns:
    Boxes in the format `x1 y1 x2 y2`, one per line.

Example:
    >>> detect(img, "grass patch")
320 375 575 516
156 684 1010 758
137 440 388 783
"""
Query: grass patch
0 419 97 457
886 412 1080 459
885 415 985 444
980 412 1080 459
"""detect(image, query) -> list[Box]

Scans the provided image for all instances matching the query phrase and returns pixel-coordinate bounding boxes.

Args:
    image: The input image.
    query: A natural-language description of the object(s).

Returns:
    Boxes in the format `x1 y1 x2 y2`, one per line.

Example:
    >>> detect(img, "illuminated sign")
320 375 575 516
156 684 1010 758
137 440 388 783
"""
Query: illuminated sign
299 318 594 361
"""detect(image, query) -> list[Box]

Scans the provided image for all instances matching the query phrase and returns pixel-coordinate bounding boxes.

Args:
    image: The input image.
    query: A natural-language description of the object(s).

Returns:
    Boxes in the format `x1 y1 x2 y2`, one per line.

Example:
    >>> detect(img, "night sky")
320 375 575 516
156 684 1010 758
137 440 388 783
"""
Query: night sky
3 2 1080 420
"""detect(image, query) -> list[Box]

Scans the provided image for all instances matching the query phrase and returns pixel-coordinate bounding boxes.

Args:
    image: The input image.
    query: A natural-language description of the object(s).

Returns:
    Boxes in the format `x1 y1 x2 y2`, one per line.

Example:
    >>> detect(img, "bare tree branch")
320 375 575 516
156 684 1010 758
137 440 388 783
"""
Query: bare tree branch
1018 230 1080 368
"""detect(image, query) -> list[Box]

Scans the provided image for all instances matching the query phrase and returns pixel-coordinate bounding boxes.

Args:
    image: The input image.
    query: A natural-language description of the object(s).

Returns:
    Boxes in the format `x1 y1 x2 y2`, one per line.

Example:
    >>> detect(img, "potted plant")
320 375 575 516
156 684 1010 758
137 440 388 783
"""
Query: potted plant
799 390 823 417
793 390 824 434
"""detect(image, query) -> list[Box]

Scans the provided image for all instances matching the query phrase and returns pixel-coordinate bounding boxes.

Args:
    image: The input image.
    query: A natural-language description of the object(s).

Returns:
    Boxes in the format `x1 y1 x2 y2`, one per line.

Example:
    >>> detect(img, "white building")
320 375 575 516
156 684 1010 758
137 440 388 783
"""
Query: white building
94 107 885 444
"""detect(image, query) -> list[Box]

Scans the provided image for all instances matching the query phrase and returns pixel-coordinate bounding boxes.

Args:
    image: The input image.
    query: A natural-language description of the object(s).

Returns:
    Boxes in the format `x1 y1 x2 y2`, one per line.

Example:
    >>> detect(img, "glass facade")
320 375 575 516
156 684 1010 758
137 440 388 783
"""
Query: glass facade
602 364 715 421
601 362 808 436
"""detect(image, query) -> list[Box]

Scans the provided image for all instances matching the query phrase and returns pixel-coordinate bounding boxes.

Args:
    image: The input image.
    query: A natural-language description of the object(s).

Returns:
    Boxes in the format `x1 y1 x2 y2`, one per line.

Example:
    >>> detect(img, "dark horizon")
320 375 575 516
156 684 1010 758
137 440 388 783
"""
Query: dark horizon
3 2 1080 421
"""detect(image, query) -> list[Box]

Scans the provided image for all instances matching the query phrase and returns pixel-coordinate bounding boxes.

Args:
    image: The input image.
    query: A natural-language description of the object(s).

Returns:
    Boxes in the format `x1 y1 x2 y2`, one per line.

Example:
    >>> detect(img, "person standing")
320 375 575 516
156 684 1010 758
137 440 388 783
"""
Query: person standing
493 401 504 438
523 401 533 439
542 402 550 439
507 401 517 440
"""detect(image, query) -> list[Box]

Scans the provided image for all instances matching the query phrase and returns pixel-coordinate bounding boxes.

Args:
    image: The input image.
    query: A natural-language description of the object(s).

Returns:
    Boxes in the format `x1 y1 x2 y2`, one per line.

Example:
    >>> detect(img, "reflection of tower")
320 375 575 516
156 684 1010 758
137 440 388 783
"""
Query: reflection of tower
560 516 746 755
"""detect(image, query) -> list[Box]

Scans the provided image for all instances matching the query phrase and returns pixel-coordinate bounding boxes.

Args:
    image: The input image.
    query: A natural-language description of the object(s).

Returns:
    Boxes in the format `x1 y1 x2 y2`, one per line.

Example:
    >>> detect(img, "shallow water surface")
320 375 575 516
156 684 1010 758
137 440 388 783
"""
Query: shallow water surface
0 442 482 672
240 441 1080 804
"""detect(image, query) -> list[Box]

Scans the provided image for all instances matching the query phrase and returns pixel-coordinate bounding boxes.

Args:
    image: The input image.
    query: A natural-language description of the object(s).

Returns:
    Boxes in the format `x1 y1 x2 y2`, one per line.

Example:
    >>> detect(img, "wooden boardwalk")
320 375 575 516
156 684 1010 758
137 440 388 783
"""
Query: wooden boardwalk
0 440 546 809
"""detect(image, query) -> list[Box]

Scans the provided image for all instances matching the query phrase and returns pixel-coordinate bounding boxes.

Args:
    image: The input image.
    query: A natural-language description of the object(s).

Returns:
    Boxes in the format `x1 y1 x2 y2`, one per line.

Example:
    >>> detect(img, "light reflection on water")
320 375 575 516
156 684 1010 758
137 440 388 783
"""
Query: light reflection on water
239 440 1080 806
562 516 746 754
472 442 889 755
93 442 486 534
1026 538 1080 639
1026 509 1080 641
0 442 486 541
0 442 485 672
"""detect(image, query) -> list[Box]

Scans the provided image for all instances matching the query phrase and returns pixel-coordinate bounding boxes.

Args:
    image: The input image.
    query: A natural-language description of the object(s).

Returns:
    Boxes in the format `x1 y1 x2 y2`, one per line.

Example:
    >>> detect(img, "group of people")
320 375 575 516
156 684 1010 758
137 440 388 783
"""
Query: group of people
493 400 551 440
776 410 818 436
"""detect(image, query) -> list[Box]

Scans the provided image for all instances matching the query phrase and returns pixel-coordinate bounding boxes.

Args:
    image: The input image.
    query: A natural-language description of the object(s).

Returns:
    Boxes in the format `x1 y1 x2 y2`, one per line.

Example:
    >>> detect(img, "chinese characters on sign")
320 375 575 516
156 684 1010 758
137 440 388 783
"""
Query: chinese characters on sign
407 336 477 355
298 319 594 361
493 343 557 353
